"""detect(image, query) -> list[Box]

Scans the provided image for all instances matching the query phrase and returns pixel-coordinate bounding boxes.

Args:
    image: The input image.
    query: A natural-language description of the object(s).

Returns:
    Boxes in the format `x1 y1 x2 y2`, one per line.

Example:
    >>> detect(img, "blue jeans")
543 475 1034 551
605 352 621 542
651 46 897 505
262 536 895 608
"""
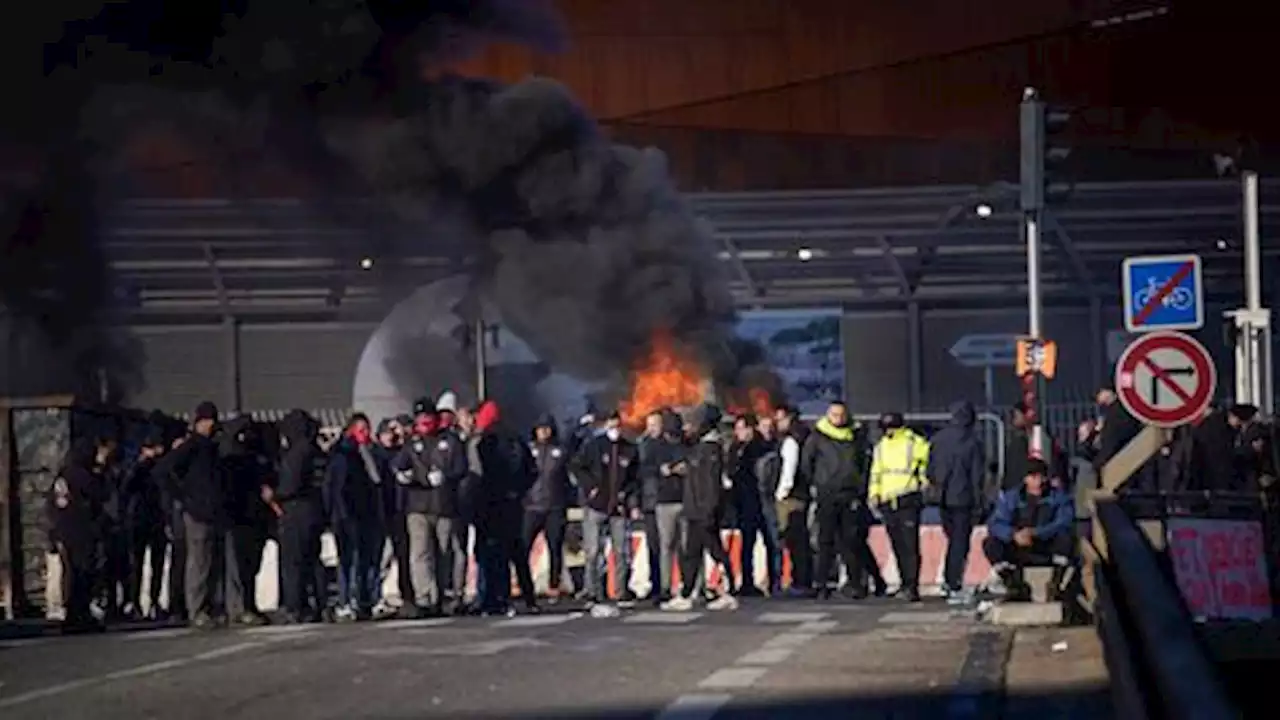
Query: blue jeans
739 498 782 591
583 509 633 602
336 518 382 610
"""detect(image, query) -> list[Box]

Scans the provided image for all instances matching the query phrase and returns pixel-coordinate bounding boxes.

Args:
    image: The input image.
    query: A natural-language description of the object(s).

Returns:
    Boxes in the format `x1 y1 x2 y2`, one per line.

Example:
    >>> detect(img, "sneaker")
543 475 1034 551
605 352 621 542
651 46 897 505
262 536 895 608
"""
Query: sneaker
590 603 622 618
660 596 695 612
335 606 358 623
707 594 739 611
191 613 216 631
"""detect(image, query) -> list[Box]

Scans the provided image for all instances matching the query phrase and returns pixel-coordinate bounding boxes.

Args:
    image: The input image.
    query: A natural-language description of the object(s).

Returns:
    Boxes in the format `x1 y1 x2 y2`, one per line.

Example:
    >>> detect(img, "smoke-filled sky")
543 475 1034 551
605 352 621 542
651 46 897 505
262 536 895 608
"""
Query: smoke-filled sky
1 1 751 408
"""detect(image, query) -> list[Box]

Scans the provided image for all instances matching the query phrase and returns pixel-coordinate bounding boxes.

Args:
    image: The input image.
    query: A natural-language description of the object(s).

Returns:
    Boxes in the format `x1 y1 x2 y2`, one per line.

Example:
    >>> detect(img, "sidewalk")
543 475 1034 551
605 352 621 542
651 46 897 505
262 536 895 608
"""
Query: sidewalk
1001 626 1112 719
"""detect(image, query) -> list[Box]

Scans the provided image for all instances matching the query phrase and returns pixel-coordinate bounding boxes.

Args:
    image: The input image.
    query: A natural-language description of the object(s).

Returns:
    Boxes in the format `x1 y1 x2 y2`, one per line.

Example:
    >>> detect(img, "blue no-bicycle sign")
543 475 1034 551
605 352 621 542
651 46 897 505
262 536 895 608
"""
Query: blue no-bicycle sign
1121 254 1204 333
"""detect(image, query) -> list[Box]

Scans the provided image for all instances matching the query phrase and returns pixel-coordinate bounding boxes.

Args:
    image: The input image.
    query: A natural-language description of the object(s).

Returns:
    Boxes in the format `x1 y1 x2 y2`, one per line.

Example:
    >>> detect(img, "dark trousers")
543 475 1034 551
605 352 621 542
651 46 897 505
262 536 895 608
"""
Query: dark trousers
388 512 414 605
127 522 167 613
813 496 865 595
96 528 129 617
882 498 922 591
777 498 811 589
479 503 536 610
278 499 325 617
738 498 782 591
183 513 224 621
226 523 267 617
940 507 975 591
522 508 568 591
855 504 884 591
680 518 733 597
58 541 97 625
335 517 382 610
982 533 1076 568
167 506 187 618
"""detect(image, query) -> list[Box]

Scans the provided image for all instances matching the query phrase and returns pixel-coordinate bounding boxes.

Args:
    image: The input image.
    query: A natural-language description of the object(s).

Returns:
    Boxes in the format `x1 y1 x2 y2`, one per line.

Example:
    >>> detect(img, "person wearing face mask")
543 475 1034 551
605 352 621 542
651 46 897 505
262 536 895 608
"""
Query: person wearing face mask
326 413 386 621
393 398 470 617
219 416 271 626
269 409 329 624
571 411 641 612
869 412 929 603
524 414 573 600
373 417 412 617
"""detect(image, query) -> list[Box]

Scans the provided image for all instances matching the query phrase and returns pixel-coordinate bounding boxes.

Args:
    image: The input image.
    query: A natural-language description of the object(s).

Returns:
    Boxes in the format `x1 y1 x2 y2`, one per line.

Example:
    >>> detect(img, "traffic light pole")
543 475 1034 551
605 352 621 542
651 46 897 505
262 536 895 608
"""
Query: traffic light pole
1025 209 1046 456
1230 170 1272 414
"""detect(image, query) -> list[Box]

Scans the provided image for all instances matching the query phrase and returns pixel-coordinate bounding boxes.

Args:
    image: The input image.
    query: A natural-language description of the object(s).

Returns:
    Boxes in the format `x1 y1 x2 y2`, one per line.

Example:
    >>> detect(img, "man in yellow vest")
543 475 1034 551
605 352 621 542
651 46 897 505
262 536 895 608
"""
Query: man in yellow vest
869 412 930 602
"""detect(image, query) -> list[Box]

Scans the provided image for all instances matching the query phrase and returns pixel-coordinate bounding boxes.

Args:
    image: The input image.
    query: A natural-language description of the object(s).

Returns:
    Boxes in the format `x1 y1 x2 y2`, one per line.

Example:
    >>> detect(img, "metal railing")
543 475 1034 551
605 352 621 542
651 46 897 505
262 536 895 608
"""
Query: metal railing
1093 497 1239 719
852 411 1007 484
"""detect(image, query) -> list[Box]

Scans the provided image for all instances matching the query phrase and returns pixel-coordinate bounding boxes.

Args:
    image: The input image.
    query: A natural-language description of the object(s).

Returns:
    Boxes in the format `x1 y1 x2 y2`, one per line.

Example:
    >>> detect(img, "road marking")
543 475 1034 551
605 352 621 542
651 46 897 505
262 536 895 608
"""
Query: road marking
0 637 51 649
0 678 96 709
103 658 191 680
126 628 193 640
756 611 829 624
880 611 957 625
359 637 549 657
492 615 574 628
761 633 813 649
698 667 768 689
796 620 838 634
735 647 796 665
241 624 314 636
378 618 456 631
624 611 704 625
193 642 263 661
655 693 732 720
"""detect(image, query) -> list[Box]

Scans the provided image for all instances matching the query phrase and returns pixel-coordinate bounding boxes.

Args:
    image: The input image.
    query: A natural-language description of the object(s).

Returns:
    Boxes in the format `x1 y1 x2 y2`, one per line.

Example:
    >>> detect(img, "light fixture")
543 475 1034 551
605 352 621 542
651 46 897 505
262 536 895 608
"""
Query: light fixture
796 247 813 262
1215 239 1229 251
359 257 375 270
975 203 993 218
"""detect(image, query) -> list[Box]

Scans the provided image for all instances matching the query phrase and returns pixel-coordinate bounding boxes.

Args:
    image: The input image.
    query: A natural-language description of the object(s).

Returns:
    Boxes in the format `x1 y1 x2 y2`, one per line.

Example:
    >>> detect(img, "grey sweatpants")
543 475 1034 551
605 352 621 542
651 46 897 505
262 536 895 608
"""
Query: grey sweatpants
654 503 684 596
407 513 465 607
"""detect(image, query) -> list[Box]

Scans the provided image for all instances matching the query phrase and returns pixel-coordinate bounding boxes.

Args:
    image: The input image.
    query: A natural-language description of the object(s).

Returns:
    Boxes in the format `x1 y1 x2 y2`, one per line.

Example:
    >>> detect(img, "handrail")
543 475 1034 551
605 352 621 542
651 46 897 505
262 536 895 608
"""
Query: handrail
1094 498 1239 720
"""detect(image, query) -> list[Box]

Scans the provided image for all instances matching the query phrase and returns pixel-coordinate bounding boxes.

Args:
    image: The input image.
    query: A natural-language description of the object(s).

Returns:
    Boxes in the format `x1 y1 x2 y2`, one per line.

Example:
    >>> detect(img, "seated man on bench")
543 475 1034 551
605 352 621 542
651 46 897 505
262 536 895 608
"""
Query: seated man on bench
984 457 1075 599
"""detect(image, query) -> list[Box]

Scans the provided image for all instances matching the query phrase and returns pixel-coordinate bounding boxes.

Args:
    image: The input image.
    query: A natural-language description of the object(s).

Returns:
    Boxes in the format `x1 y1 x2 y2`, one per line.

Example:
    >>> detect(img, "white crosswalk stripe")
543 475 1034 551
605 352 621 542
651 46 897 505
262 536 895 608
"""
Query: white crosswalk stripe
493 615 575 629
623 611 705 625
755 612 830 624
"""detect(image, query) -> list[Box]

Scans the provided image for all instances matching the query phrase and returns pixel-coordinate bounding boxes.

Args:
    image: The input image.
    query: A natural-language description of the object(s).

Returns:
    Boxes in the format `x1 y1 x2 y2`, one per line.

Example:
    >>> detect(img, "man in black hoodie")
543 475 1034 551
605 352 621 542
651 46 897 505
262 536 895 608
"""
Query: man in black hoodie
471 401 539 615
523 413 572 599
219 416 271 625
571 411 641 608
925 401 987 600
661 404 738 612
801 401 868 601
270 409 328 623
153 401 228 628
121 430 168 620
49 435 114 632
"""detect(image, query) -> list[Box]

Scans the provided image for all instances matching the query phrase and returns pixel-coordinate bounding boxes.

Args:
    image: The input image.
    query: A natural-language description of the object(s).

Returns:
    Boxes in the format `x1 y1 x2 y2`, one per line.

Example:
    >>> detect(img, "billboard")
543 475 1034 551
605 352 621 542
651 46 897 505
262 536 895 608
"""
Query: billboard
736 308 845 416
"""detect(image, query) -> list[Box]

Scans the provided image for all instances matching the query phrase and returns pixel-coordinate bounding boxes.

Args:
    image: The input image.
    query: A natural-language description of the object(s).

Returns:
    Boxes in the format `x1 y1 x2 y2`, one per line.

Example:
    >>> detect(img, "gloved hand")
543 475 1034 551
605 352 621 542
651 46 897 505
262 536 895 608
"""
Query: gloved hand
427 470 444 487
395 470 414 486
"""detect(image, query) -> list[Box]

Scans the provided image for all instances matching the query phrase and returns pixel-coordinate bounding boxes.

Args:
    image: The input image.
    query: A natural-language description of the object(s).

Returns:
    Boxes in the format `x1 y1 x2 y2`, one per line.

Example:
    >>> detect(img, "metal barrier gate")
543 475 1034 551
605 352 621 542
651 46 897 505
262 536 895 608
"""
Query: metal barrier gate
851 412 1007 486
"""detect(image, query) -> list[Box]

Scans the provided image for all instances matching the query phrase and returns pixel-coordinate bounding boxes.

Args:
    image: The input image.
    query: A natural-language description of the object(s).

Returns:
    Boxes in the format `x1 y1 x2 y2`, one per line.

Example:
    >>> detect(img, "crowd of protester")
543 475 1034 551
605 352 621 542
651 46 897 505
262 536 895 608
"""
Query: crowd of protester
43 385 1280 632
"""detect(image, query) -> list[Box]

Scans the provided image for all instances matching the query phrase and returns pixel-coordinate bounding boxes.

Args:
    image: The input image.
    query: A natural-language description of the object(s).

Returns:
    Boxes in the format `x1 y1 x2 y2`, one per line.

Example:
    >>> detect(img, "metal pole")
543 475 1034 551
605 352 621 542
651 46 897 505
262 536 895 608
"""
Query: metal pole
983 365 995 408
474 317 488 402
1027 211 1045 454
1244 171 1261 311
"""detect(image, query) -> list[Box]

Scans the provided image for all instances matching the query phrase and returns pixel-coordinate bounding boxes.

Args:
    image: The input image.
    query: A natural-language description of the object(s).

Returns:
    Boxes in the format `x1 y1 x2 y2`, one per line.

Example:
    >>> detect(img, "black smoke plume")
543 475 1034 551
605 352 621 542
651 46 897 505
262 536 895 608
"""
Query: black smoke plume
4 1 771 412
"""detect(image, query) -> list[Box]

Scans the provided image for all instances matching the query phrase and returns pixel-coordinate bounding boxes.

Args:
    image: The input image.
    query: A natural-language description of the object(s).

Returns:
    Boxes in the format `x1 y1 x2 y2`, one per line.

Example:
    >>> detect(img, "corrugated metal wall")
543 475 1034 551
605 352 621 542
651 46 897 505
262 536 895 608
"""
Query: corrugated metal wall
126 324 373 414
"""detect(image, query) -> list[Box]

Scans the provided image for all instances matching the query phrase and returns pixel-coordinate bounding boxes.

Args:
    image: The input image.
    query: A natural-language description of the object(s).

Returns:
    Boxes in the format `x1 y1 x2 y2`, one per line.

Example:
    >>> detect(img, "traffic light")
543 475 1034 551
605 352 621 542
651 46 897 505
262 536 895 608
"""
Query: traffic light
1019 88 1073 212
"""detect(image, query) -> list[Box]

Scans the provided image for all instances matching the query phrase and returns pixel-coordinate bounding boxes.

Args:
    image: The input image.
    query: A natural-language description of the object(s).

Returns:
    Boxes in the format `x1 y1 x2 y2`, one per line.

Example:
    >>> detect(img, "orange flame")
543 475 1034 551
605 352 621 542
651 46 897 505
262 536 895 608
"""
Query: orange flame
726 387 775 419
619 331 709 426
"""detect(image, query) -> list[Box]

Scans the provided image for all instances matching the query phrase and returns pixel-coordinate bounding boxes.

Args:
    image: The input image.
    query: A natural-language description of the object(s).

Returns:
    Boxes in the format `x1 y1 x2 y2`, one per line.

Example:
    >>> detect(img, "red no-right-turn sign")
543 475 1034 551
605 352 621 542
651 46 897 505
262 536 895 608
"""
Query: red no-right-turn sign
1115 331 1216 427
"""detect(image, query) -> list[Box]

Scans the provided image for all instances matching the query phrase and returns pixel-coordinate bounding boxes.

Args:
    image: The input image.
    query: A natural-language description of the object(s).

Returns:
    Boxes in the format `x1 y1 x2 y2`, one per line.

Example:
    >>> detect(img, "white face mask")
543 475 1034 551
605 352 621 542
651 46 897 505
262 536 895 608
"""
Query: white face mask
606 428 620 441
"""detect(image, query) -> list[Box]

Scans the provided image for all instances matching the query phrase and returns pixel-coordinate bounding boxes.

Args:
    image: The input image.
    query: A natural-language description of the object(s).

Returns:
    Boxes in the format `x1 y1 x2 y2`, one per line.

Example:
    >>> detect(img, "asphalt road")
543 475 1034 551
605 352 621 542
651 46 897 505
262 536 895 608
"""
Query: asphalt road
0 598 1082 719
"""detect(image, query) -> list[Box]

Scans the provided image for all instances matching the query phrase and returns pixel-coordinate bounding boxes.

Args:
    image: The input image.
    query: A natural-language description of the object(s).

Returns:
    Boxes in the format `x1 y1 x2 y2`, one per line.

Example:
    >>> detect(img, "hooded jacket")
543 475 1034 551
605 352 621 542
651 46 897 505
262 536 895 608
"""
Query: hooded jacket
572 429 640 516
526 414 572 511
925 402 986 509
48 439 107 550
219 416 273 524
275 410 326 504
468 402 536 517
682 427 726 522
326 435 382 522
801 417 867 501
153 429 226 524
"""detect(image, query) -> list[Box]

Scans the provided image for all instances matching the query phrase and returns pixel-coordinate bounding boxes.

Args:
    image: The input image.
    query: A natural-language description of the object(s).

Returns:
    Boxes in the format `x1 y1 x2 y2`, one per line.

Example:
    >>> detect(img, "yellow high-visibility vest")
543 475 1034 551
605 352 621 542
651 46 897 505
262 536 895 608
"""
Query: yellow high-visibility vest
869 429 930 504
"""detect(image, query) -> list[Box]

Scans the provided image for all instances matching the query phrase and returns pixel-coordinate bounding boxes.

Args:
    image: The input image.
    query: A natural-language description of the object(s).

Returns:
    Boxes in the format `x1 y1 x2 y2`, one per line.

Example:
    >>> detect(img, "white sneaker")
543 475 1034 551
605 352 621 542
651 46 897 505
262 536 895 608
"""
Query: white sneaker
335 605 357 622
660 596 695 612
590 603 621 618
706 594 738 611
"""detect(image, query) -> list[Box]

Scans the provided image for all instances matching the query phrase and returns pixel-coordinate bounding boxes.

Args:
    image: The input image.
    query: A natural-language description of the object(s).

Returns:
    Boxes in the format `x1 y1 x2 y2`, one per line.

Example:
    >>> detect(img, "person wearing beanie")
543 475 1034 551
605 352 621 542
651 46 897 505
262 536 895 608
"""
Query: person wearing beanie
662 404 738 612
983 457 1075 598
571 411 641 612
151 400 228 629
523 413 573 599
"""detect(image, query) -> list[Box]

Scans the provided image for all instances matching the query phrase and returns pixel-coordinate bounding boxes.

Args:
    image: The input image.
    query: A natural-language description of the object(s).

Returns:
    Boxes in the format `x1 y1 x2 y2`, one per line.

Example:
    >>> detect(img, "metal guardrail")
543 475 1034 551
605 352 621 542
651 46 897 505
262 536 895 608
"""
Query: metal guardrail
1093 498 1239 719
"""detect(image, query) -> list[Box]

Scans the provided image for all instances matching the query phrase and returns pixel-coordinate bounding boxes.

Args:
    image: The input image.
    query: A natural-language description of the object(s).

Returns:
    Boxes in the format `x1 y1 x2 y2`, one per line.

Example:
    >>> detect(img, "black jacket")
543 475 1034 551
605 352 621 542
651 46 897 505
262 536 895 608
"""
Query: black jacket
48 440 107 551
154 433 226 524
220 417 273 526
121 455 165 531
682 431 725 522
275 411 325 505
1189 411 1241 491
801 419 866 501
572 433 640 516
728 437 770 508
326 437 382 522
394 430 469 517
925 401 986 509
526 440 572 511
471 428 535 519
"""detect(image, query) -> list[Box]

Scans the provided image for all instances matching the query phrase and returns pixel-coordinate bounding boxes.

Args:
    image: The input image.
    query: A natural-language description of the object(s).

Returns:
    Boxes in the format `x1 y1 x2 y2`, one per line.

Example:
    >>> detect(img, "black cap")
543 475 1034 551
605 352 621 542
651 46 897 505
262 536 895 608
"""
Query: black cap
412 397 434 416
1026 457 1050 476
376 418 394 435
193 401 219 422
879 412 905 430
